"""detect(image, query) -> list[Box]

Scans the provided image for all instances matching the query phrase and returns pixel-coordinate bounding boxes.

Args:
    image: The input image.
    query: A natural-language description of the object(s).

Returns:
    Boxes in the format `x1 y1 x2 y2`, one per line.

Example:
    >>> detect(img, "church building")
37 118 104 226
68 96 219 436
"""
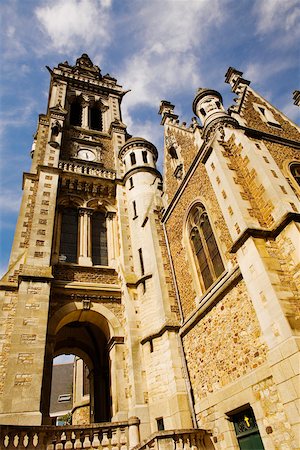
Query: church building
0 54 299 450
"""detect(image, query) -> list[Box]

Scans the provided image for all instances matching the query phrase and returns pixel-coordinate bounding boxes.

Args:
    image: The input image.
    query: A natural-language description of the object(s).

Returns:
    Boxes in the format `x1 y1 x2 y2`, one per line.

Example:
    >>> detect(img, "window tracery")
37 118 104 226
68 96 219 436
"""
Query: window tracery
188 203 224 291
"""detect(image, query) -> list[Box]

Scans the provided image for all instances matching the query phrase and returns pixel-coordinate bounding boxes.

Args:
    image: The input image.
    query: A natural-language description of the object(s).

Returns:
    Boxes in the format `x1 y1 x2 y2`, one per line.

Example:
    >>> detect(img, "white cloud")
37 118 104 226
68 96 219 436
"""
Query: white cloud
244 58 296 85
120 0 226 113
35 0 113 53
0 99 38 136
254 0 300 44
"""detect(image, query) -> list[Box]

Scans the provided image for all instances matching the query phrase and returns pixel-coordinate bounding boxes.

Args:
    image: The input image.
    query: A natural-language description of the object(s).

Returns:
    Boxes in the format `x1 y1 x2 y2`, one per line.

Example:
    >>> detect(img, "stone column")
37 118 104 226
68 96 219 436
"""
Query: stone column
106 211 116 266
82 102 89 129
78 208 93 266
52 210 62 264
41 334 55 424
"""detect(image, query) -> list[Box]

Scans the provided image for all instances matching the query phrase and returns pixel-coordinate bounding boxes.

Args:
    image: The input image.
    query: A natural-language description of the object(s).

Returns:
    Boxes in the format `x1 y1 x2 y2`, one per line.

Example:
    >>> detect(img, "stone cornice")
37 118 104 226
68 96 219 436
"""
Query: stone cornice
241 126 300 149
119 138 158 160
230 212 300 254
120 166 162 184
180 265 242 337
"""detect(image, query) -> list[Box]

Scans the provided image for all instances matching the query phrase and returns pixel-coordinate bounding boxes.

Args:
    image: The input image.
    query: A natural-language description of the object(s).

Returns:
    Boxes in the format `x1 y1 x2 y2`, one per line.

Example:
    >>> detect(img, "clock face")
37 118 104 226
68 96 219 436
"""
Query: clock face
77 149 96 161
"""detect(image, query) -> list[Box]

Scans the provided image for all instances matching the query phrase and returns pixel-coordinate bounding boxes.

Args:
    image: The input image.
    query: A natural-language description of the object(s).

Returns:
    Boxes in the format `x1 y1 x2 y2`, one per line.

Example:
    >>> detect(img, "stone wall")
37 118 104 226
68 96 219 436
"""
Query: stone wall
72 405 90 425
242 90 300 140
52 265 119 284
0 290 18 395
182 280 268 403
165 161 236 318
164 127 198 204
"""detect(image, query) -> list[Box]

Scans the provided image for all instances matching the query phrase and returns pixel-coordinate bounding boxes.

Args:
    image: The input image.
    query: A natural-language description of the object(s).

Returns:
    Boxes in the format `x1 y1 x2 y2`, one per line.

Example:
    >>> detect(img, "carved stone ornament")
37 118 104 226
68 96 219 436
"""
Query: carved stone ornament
165 134 177 149
174 163 184 180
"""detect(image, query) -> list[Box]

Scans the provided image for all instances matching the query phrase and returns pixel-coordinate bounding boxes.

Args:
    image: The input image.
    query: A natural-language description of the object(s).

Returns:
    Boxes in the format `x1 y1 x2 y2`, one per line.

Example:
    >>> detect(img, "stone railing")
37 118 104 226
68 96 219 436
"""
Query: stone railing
0 418 140 450
58 161 116 180
134 429 215 450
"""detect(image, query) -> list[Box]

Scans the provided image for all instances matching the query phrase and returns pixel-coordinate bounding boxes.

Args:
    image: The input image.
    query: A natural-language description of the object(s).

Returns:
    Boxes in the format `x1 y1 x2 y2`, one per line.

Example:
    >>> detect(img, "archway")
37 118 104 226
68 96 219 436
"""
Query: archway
41 305 122 425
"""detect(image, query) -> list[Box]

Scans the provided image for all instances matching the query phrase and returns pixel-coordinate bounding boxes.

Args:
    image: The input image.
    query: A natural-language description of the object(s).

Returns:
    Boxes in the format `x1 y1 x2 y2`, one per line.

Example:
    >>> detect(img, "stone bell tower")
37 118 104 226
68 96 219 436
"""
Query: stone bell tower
0 54 193 439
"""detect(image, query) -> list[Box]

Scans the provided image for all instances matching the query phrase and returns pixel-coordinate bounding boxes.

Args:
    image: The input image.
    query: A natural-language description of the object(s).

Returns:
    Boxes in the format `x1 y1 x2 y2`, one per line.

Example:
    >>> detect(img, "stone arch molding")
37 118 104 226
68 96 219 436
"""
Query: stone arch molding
58 195 116 211
49 301 124 341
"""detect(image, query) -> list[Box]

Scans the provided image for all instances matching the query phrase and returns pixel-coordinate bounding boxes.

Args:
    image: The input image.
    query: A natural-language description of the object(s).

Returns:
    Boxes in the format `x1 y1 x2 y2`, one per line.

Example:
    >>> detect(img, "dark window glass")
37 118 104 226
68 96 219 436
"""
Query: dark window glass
90 106 102 131
130 153 136 165
291 163 300 186
92 212 108 266
189 205 225 291
129 177 134 188
156 418 164 431
169 146 178 159
142 151 148 163
59 208 78 263
70 101 82 126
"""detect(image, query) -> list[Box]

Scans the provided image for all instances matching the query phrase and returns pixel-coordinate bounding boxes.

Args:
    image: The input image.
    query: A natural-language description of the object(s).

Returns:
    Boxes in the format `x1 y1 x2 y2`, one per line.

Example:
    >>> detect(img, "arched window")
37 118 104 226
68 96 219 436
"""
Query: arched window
89 104 103 131
70 99 82 126
188 204 224 290
92 212 108 266
169 146 178 159
290 163 300 187
59 207 78 263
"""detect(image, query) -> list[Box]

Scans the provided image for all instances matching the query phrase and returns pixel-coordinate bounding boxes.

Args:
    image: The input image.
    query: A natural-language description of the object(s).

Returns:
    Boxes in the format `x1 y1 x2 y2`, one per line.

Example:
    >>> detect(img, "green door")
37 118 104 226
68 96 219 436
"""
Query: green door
238 433 264 450
232 407 264 450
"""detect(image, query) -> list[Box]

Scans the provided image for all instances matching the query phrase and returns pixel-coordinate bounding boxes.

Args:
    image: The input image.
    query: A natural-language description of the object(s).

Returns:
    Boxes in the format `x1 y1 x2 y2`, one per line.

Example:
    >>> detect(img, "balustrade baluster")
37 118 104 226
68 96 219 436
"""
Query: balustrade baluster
111 429 118 450
190 434 197 450
120 428 127 450
83 433 92 449
91 431 100 449
46 442 55 450
65 430 74 449
13 432 19 448
101 431 109 450
74 431 83 449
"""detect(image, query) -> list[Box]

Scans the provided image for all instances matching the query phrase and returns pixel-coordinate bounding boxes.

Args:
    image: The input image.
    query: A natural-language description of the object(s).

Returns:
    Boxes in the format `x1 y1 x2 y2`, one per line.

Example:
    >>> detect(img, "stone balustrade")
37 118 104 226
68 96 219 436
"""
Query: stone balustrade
58 161 116 180
0 418 140 450
133 430 215 450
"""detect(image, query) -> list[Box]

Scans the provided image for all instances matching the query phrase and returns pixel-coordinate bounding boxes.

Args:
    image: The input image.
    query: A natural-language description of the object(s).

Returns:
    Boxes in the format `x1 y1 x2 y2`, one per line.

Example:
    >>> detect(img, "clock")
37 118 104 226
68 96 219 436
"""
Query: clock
77 148 96 161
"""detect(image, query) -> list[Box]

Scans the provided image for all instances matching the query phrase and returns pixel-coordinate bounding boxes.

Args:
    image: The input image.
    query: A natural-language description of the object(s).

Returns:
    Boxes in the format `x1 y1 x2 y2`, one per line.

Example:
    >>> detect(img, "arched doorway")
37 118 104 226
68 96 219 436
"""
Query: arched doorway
41 306 119 425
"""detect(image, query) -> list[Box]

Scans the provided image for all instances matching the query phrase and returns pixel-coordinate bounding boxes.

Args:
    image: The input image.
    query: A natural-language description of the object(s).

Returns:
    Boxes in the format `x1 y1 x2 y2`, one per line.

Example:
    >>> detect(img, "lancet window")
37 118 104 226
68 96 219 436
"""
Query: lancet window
59 208 78 263
70 99 83 126
89 103 103 131
188 203 224 291
69 97 104 131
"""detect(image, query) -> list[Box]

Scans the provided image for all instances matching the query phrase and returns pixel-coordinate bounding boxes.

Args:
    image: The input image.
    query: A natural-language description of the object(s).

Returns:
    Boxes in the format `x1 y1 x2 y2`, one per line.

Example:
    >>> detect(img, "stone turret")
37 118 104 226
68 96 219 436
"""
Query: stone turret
192 88 237 139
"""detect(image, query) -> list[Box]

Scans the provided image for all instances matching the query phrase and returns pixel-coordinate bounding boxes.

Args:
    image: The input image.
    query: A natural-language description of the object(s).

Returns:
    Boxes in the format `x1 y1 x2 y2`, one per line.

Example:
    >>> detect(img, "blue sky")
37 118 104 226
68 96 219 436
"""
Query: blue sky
0 0 299 276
